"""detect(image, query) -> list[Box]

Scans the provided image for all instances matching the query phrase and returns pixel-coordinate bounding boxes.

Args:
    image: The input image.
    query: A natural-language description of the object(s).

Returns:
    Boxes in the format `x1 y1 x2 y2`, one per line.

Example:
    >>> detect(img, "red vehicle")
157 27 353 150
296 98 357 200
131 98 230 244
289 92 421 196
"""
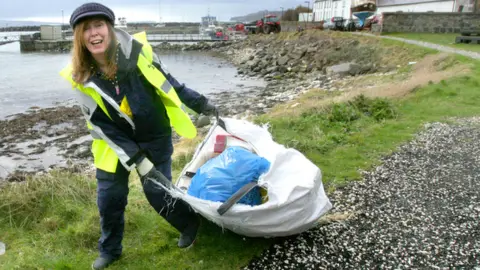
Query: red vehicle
234 23 245 32
256 14 281 34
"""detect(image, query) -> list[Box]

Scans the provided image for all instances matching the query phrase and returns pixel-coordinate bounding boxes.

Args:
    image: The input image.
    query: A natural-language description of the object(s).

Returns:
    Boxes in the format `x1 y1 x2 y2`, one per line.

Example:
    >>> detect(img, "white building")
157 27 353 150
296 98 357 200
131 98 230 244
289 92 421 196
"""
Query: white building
313 0 473 22
313 0 352 22
376 0 456 13
40 25 62 40
299 12 315 21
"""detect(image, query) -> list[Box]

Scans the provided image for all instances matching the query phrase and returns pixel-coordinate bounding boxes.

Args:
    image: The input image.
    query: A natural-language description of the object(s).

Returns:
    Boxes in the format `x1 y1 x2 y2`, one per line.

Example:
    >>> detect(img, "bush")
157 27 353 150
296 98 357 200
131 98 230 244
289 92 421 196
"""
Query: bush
370 98 397 121
348 94 397 121
328 103 361 123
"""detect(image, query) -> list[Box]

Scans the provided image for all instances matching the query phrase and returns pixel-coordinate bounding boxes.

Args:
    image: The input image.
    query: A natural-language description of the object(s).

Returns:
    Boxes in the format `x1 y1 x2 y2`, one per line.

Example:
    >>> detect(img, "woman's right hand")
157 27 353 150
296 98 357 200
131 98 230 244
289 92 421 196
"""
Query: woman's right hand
202 100 219 116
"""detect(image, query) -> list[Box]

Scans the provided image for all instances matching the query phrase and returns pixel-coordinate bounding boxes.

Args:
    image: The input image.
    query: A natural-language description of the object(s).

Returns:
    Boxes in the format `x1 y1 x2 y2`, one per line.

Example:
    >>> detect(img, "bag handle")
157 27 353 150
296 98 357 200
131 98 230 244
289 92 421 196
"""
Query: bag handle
217 181 257 216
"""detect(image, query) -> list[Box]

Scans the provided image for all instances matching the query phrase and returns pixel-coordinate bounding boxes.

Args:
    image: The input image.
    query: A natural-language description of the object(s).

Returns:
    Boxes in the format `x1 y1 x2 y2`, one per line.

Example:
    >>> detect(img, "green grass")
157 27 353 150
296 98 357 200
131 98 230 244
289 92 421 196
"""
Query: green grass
1 39 480 269
0 171 271 269
256 55 480 189
384 32 480 53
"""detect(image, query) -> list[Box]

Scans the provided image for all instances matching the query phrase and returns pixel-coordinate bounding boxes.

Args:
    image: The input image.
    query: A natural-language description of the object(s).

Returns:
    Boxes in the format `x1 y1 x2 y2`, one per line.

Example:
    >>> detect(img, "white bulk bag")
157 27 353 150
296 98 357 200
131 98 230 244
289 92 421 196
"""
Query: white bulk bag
171 117 332 237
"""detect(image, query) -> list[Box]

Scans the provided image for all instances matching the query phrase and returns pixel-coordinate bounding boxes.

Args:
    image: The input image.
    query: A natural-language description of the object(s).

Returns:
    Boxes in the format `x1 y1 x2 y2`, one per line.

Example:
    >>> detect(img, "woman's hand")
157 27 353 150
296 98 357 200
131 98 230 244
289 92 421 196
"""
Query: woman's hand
202 100 219 116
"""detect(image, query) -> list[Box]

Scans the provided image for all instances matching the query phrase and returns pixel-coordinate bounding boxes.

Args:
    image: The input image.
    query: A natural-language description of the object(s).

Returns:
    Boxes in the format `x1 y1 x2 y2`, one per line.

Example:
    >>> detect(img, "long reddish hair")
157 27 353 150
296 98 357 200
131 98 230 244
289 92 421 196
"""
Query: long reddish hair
71 19 118 84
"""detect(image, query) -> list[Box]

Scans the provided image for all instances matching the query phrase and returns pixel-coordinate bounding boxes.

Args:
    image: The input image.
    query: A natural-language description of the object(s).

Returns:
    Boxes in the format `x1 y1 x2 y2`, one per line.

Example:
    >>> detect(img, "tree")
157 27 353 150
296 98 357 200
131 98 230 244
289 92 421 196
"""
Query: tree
281 5 312 21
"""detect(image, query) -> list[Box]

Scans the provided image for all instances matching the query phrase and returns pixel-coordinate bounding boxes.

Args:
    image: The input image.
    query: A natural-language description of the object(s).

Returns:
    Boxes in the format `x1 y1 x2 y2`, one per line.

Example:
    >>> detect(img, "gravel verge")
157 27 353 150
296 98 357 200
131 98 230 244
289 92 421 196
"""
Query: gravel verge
244 118 480 269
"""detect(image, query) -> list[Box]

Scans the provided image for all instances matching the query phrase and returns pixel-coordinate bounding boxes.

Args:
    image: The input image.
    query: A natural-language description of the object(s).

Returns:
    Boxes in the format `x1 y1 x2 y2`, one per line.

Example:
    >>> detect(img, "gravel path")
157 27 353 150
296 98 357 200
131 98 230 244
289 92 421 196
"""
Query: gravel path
244 118 480 269
354 32 480 60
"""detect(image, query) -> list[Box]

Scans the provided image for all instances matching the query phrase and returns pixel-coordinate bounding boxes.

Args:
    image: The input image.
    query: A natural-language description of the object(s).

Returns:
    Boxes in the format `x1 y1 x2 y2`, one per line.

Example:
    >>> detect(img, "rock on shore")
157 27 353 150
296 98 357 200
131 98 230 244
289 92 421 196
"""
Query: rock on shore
217 38 378 80
151 32 408 120
155 32 390 81
0 106 91 181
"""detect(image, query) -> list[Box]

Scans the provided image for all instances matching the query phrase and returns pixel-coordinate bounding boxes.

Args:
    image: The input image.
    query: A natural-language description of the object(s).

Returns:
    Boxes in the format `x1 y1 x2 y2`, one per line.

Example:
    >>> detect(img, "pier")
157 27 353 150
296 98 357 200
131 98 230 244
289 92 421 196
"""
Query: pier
0 32 227 52
0 34 27 46
146 34 227 42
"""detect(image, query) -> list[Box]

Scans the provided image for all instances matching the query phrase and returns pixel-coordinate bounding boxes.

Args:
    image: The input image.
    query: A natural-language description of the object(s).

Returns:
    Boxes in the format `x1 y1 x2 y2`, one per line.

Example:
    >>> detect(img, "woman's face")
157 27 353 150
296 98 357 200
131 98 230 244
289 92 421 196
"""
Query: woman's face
82 19 111 59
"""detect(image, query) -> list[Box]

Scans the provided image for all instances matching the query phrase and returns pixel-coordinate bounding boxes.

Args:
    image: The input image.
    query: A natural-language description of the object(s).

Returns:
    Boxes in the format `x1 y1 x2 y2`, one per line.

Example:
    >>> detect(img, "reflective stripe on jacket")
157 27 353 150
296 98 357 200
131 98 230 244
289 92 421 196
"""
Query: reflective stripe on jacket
60 30 197 173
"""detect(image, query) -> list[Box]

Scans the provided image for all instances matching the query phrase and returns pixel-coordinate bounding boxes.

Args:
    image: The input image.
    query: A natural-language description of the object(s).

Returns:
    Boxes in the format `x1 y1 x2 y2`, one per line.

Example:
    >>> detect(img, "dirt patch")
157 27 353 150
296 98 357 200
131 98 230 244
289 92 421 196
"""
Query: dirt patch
269 53 469 117
338 53 469 99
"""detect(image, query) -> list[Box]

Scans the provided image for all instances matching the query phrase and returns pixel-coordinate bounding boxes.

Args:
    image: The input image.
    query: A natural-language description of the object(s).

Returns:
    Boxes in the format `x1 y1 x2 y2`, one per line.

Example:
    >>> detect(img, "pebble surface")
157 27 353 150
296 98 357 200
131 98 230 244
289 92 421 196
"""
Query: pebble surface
244 118 480 269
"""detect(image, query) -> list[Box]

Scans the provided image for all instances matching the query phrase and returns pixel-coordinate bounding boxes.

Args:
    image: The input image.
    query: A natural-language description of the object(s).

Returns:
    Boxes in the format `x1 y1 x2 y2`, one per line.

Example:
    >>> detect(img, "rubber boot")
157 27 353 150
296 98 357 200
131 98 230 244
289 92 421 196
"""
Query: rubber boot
178 217 200 248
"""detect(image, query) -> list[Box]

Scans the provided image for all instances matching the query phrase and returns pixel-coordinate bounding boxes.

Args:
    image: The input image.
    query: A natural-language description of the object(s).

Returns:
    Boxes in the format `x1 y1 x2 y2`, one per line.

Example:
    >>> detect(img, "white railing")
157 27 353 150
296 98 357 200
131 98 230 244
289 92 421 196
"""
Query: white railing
146 34 215 41
0 32 232 46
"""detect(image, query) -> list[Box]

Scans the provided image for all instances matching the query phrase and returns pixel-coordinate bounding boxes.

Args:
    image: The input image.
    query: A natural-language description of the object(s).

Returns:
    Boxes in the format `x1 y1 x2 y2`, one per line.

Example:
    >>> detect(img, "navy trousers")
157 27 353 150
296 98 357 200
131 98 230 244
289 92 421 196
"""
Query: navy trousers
95 158 197 258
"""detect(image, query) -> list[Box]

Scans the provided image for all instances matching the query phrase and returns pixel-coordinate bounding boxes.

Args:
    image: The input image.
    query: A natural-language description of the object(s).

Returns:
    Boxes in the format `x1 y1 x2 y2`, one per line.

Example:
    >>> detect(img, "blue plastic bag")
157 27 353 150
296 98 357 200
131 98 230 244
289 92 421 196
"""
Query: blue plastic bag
187 146 270 206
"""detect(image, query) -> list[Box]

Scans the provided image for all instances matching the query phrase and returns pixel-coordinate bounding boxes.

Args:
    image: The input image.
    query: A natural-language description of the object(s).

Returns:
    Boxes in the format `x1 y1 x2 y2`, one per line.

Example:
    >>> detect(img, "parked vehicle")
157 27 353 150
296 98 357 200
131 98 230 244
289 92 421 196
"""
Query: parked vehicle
323 0 377 32
244 14 281 34
256 14 281 34
324 16 376 32
324 17 347 31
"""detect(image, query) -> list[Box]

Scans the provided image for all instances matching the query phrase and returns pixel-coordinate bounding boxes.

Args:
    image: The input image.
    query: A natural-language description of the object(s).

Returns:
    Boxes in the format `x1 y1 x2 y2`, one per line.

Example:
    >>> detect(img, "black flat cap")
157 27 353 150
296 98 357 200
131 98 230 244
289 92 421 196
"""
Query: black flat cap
70 2 115 29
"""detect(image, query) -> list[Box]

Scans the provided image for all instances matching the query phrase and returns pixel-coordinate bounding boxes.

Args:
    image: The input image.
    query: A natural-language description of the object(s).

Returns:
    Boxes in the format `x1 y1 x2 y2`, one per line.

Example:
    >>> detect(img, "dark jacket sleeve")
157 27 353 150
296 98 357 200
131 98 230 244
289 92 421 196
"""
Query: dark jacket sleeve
90 106 142 164
152 61 208 114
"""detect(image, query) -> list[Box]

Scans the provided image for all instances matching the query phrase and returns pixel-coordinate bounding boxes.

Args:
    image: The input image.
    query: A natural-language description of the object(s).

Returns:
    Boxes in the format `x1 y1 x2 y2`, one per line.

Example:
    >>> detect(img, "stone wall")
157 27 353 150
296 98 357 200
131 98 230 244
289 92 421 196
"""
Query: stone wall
380 12 480 33
280 21 324 32
20 39 72 52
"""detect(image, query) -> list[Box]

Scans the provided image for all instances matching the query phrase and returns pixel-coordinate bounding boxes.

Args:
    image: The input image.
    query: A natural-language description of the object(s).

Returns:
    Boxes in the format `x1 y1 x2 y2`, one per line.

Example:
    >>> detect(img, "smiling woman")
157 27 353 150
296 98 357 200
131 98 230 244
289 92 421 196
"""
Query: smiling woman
62 2 220 270
70 3 117 84
83 20 111 54
81 20 113 70
72 18 118 84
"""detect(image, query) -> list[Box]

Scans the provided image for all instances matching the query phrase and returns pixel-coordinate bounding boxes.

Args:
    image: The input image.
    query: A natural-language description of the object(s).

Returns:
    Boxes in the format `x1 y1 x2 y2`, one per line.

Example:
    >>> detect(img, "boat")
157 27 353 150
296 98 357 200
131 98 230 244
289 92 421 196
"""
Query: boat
199 14 220 37
350 0 376 27
200 24 217 36
116 17 127 29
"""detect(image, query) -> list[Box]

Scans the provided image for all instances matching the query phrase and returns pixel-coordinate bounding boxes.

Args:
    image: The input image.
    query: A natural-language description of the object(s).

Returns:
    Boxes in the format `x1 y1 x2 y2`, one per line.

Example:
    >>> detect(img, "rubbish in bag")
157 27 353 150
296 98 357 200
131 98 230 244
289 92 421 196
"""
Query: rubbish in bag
0 241 5 256
214 134 254 154
217 181 258 215
183 134 254 181
175 117 332 237
187 146 270 206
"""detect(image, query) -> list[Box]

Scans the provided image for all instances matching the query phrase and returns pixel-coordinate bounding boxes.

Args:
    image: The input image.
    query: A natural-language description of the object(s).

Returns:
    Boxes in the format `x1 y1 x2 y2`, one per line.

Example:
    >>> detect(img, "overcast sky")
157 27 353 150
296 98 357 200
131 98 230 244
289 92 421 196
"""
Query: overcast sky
1 0 308 23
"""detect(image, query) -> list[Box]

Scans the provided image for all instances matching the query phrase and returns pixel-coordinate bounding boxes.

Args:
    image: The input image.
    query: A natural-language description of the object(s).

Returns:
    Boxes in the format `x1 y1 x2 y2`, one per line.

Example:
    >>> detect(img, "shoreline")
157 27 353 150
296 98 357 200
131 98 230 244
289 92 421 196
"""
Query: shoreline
0 31 390 181
0 71 321 181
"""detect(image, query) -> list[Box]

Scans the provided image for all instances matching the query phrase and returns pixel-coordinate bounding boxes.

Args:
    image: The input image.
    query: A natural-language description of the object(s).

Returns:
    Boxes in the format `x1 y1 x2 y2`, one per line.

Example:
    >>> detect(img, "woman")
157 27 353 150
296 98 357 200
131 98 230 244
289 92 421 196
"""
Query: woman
60 3 218 269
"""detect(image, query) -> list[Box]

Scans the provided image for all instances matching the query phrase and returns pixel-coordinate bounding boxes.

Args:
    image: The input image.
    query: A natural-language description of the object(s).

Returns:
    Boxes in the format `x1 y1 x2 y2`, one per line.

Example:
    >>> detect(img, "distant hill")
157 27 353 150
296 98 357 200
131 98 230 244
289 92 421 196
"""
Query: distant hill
0 20 60 27
230 10 283 23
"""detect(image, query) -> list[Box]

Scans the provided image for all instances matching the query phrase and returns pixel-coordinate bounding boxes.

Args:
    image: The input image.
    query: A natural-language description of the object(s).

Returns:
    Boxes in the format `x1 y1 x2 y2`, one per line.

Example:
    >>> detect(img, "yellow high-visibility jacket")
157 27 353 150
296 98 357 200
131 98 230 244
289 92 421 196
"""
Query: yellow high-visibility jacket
60 30 197 173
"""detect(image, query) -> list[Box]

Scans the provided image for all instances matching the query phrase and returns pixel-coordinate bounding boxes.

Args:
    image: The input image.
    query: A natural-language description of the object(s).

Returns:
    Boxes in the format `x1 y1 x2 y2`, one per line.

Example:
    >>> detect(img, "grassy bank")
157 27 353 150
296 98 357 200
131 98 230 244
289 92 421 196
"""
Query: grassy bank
383 32 480 53
1 34 480 269
257 55 479 189
0 172 270 269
